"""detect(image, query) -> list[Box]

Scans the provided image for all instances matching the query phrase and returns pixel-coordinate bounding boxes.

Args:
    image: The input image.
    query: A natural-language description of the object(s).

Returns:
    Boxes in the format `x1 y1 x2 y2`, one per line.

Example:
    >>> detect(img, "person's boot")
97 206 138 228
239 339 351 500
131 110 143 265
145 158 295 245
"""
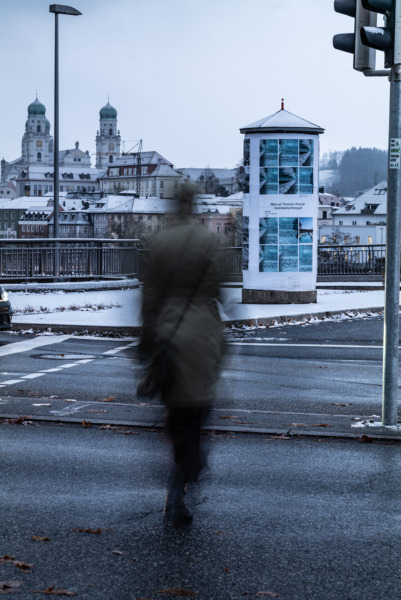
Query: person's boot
163 465 193 525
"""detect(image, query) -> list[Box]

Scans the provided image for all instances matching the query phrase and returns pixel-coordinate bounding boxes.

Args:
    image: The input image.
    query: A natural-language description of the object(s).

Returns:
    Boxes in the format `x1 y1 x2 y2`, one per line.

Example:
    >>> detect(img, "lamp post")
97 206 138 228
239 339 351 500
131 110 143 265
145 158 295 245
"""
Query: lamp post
49 4 81 276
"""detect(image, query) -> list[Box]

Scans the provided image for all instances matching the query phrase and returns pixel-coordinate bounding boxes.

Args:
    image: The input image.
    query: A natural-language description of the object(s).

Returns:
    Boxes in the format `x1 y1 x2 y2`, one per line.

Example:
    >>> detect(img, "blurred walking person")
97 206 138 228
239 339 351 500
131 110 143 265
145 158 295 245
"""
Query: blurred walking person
138 182 224 525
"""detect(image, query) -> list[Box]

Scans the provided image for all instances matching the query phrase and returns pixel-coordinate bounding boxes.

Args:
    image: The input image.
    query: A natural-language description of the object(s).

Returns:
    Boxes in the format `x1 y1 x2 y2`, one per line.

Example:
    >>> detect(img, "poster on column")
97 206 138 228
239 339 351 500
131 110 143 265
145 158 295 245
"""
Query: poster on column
258 138 315 274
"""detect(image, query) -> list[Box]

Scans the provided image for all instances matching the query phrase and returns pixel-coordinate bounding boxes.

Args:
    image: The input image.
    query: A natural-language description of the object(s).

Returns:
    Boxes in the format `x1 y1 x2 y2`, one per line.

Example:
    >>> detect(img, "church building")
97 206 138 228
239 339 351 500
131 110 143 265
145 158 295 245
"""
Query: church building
1 97 121 197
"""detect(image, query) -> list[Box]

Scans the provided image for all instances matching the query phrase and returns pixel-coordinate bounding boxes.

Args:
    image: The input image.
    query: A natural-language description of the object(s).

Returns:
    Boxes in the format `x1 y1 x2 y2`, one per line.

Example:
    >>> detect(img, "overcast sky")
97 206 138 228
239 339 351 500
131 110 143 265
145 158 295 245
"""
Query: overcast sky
1 0 390 169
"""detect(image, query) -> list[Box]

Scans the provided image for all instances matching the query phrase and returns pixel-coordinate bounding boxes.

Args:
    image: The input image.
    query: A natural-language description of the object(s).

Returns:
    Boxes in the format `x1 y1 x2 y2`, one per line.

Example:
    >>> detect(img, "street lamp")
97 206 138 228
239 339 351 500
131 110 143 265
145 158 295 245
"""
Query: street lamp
49 4 82 276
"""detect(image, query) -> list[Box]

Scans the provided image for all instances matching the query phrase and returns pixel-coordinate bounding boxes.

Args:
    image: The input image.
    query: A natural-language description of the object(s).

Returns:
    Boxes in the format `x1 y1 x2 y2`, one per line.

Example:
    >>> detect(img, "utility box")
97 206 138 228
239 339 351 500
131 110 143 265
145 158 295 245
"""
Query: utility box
240 102 324 304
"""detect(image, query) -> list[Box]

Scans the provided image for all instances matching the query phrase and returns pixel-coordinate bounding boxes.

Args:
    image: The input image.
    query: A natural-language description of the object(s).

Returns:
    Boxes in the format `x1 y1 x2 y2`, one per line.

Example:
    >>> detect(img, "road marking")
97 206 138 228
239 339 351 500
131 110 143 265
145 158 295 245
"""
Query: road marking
0 335 71 357
50 402 95 417
0 358 94 387
103 342 138 355
228 342 383 349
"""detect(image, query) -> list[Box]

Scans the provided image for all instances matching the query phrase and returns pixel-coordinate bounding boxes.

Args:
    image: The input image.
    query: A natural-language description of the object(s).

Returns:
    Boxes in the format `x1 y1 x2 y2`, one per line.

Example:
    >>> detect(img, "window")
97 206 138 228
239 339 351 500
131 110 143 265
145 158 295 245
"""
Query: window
142 167 147 175
356 236 360 243
160 181 164 188
321 235 326 243
322 211 327 219
37 125 41 133
339 221 343 226
37 152 41 162
11 213 14 219
344 236 349 244
109 156 113 163
368 236 373 244
352 221 357 226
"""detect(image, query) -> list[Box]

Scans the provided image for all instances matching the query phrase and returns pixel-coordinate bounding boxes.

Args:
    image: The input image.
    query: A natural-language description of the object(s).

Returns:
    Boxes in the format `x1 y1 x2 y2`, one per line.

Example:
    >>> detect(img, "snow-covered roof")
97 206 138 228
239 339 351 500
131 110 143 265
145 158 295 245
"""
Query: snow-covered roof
0 196 54 210
179 168 237 181
333 181 387 216
115 151 173 167
193 203 231 215
130 198 177 214
150 163 182 177
240 108 324 134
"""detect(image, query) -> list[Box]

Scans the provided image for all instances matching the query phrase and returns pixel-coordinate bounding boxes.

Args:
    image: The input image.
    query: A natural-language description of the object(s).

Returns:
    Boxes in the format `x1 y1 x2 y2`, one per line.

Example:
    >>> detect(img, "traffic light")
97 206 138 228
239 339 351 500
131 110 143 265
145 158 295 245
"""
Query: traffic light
333 0 377 71
360 1 401 68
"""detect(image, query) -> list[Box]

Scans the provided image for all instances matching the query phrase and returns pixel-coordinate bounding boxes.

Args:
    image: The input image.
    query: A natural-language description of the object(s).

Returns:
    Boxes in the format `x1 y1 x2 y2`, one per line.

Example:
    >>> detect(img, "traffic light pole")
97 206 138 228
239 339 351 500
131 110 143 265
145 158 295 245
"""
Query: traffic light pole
383 63 401 426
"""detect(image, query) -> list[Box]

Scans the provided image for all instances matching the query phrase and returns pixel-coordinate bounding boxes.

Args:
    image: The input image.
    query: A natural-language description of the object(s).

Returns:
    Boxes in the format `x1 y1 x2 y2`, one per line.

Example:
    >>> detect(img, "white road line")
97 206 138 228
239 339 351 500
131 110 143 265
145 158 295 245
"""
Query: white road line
0 358 94 386
228 342 383 349
0 335 71 357
103 342 138 355
50 402 95 417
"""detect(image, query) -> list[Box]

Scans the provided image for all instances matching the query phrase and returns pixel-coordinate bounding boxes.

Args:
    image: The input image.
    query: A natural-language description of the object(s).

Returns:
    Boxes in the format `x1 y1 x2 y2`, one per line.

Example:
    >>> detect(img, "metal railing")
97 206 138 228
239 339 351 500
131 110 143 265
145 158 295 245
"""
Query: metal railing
0 239 140 280
0 241 388 282
318 244 386 278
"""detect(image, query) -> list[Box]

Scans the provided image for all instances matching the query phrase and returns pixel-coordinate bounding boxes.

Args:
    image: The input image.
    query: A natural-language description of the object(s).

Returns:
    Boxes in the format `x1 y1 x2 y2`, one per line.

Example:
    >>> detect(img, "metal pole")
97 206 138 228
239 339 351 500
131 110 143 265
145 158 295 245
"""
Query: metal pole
382 64 401 426
53 10 59 277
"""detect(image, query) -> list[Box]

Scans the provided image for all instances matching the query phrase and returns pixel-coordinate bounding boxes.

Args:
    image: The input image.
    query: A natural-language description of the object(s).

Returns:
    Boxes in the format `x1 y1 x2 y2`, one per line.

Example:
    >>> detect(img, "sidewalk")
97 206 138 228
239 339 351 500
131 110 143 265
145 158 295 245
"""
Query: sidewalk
7 279 387 334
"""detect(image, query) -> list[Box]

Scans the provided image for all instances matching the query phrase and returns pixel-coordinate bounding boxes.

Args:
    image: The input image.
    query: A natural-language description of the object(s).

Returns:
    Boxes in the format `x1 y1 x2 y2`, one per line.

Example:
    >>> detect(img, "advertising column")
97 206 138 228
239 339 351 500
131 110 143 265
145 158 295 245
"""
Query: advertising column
240 105 324 304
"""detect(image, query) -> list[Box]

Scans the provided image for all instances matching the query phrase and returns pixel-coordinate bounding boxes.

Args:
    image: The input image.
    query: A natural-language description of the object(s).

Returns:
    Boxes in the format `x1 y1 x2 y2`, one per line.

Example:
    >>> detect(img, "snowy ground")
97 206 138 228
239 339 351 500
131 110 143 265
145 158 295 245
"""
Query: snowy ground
7 285 389 328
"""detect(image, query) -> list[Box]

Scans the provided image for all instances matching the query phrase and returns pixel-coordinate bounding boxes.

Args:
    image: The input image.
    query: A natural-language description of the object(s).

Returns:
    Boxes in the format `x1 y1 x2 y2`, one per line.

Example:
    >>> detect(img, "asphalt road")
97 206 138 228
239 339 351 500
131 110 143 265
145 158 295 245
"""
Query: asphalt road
0 314 391 418
2 421 401 600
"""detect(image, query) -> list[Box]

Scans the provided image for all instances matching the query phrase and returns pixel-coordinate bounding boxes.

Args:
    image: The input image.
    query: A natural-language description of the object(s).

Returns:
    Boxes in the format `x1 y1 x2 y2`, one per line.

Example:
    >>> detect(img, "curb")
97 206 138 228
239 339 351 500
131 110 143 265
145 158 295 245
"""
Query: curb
2 413 401 442
10 306 385 335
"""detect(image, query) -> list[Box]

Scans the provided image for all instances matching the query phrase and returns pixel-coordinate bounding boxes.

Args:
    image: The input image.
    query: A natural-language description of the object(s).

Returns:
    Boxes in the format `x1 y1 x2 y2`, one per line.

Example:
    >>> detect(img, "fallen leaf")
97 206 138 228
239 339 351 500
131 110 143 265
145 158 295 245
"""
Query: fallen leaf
3 417 33 426
100 396 116 403
30 586 76 596
0 580 24 594
358 435 373 443
213 530 227 535
81 420 91 428
0 556 33 571
220 415 238 420
156 589 196 597
332 402 351 406
224 567 231 573
73 527 102 534
32 536 50 542
311 423 333 428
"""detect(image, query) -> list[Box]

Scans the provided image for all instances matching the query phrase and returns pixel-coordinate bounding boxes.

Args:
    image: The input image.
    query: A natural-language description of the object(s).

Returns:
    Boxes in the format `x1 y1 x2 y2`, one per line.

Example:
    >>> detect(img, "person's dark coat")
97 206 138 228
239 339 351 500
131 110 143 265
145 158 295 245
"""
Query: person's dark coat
141 221 223 408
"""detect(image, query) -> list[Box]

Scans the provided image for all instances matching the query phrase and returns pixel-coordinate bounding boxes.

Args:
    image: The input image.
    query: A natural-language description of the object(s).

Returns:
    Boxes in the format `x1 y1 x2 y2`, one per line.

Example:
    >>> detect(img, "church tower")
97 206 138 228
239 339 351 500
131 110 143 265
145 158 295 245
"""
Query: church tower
21 97 53 165
95 101 121 168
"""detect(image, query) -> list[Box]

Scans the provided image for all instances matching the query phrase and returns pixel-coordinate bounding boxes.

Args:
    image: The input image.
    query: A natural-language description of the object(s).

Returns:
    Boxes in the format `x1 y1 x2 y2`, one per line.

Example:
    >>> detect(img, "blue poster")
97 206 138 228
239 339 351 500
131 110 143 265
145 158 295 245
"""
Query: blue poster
259 217 278 244
259 245 278 272
279 245 298 272
299 244 313 272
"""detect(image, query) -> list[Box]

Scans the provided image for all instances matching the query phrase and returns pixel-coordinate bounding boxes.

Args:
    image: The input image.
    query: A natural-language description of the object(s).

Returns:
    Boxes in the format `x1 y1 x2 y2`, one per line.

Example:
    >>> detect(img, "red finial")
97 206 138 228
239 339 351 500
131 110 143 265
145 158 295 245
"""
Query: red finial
281 98 284 110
